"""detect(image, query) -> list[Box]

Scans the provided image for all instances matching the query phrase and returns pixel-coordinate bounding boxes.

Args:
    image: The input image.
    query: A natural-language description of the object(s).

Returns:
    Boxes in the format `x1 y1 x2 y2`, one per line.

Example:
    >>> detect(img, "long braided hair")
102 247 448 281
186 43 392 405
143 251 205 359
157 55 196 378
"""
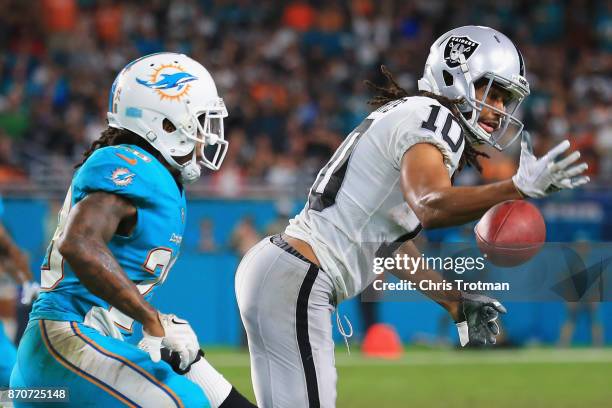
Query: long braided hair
74 127 160 169
365 66 489 172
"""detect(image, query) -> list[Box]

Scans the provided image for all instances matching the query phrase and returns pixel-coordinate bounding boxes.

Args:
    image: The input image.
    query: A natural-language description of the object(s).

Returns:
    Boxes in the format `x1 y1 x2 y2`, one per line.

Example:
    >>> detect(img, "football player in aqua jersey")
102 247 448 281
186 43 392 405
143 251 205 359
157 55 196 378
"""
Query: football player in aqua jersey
235 26 590 408
0 195 37 388
11 53 255 407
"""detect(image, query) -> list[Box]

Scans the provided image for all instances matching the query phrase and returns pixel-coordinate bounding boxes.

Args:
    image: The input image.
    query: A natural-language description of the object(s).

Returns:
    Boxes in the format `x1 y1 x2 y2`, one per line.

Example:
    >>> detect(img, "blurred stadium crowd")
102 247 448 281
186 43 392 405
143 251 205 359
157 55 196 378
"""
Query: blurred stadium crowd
0 0 610 196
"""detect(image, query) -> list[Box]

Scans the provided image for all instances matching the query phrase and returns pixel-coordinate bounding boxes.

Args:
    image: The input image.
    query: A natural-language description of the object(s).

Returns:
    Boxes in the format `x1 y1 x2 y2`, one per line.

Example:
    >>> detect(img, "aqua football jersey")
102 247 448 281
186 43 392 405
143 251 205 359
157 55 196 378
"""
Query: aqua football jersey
30 144 186 336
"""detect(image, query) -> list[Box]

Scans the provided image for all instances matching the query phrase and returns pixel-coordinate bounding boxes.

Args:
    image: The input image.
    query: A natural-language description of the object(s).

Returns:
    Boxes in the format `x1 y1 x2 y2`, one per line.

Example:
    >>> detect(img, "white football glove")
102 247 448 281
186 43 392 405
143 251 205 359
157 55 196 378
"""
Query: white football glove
512 132 590 198
20 281 40 305
138 312 200 370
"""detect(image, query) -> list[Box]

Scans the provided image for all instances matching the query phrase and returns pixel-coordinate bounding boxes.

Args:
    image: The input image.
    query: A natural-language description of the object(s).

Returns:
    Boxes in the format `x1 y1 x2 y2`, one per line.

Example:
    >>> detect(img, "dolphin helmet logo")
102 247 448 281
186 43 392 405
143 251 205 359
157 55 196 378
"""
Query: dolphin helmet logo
136 63 198 101
137 72 198 91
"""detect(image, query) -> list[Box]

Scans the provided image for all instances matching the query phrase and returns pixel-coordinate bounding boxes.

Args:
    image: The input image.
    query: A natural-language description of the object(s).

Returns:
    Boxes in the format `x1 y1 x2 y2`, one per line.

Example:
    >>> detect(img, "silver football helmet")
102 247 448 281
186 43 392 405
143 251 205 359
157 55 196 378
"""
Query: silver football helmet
418 26 530 150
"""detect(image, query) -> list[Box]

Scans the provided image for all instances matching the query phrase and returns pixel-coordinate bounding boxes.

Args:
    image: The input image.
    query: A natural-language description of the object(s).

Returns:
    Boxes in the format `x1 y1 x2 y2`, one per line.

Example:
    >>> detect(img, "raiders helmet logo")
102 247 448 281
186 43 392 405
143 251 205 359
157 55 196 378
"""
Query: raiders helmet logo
444 36 480 68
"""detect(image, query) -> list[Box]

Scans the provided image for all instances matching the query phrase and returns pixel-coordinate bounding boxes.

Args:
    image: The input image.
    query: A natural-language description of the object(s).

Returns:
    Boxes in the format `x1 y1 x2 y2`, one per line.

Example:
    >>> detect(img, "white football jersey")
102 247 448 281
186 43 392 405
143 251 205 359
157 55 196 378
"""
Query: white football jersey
285 96 465 301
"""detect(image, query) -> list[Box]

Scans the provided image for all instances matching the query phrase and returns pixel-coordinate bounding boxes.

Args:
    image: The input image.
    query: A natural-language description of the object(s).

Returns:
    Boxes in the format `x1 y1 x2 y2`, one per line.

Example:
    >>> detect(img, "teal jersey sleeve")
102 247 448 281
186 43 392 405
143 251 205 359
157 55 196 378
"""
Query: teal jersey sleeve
72 145 158 206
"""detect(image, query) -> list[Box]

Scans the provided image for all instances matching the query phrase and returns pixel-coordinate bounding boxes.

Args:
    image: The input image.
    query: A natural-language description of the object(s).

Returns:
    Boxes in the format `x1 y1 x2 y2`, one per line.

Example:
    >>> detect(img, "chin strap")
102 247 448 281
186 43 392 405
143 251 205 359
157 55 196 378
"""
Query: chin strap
180 161 201 184
457 54 476 114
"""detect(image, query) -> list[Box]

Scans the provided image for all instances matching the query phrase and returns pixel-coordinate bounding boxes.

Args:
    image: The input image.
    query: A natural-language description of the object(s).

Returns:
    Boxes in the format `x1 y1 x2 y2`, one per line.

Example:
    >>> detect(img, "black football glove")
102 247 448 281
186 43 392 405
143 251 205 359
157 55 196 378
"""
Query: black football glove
455 292 507 347
160 348 205 375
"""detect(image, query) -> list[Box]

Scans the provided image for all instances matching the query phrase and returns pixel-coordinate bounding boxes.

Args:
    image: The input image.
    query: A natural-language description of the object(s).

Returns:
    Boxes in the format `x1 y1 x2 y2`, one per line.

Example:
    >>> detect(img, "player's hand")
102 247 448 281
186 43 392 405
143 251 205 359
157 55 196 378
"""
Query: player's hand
454 292 506 346
139 312 200 370
20 281 40 305
512 132 589 198
160 348 205 375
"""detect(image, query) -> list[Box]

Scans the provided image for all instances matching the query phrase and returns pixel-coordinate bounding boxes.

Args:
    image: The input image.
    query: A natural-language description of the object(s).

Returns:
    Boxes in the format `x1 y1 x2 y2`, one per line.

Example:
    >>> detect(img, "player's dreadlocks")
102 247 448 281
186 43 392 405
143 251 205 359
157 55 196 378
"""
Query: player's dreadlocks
365 65 489 172
74 127 160 169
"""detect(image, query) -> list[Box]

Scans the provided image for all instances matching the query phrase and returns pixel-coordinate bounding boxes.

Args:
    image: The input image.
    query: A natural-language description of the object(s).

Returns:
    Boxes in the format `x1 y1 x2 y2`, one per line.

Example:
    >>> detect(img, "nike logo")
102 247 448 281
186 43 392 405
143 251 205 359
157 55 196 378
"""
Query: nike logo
171 318 188 325
116 153 137 165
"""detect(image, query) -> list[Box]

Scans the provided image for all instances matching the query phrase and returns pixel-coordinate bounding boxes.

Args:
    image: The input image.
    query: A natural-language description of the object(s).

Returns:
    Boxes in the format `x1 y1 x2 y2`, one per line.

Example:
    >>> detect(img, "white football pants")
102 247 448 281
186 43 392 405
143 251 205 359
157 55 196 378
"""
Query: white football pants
235 235 337 408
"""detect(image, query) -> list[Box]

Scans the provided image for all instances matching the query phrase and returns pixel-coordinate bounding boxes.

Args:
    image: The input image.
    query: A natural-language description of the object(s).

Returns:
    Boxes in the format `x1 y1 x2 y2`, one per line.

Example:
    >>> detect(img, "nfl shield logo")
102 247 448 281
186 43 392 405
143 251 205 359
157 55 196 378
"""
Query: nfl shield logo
444 36 480 68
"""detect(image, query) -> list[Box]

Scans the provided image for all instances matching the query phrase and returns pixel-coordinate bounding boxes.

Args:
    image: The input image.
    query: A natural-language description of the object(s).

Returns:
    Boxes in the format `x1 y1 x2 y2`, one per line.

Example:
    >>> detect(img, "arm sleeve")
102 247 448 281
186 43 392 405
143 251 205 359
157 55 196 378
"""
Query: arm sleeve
386 99 464 171
72 147 156 207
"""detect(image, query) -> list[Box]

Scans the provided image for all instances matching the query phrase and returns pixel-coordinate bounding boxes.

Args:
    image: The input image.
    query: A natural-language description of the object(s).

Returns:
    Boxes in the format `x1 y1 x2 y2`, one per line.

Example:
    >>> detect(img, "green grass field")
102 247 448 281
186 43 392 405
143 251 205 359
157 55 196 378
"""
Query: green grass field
206 347 612 408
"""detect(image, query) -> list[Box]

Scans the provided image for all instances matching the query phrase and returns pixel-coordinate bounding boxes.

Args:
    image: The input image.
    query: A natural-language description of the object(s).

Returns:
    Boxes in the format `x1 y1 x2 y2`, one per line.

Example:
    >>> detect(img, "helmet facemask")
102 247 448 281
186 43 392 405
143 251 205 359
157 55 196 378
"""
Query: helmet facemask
459 74 528 151
194 100 228 171
162 98 228 183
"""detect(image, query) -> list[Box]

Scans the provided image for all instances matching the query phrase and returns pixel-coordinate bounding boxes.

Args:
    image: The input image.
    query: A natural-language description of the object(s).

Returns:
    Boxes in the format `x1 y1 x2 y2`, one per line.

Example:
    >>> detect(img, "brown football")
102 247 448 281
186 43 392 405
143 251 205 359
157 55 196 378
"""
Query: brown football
475 200 546 267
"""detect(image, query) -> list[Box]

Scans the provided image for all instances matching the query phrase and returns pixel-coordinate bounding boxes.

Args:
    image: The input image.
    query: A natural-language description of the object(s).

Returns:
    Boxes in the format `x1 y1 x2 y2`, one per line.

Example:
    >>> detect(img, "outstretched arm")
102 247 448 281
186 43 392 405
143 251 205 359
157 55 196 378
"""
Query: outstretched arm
401 143 521 228
400 135 588 229
56 192 163 336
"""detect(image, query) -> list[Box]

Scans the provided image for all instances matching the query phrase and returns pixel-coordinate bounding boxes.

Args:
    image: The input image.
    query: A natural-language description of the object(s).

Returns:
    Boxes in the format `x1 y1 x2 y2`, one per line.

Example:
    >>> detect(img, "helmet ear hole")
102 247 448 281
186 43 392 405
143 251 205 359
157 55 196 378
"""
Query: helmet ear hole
197 113 207 128
442 70 454 86
162 118 177 133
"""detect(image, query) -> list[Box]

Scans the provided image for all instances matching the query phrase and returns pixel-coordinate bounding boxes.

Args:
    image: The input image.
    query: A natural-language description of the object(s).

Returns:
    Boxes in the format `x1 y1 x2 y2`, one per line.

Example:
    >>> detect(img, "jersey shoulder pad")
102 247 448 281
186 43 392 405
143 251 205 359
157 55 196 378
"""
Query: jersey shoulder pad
385 96 465 171
73 145 159 205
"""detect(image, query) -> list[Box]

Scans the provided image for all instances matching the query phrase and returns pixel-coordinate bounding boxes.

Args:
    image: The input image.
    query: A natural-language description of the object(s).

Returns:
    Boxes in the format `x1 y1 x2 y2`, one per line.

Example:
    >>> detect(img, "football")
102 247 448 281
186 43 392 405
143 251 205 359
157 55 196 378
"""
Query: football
475 200 546 267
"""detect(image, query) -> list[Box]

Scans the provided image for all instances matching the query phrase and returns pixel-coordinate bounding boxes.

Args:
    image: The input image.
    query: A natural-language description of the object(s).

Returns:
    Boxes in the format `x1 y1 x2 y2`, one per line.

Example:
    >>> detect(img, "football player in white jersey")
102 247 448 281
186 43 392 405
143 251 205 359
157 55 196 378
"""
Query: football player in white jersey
235 26 590 408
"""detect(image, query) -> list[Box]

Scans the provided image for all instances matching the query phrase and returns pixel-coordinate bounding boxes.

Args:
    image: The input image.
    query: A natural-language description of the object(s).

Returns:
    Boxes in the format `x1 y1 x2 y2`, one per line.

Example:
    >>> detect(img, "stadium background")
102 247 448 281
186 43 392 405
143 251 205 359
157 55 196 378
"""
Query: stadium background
0 0 611 407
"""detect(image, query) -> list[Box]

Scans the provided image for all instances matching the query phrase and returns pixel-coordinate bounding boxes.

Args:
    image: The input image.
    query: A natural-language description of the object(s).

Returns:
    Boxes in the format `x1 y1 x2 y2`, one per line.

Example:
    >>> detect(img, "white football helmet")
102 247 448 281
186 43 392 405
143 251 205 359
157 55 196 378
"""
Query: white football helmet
107 52 228 183
418 26 530 150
